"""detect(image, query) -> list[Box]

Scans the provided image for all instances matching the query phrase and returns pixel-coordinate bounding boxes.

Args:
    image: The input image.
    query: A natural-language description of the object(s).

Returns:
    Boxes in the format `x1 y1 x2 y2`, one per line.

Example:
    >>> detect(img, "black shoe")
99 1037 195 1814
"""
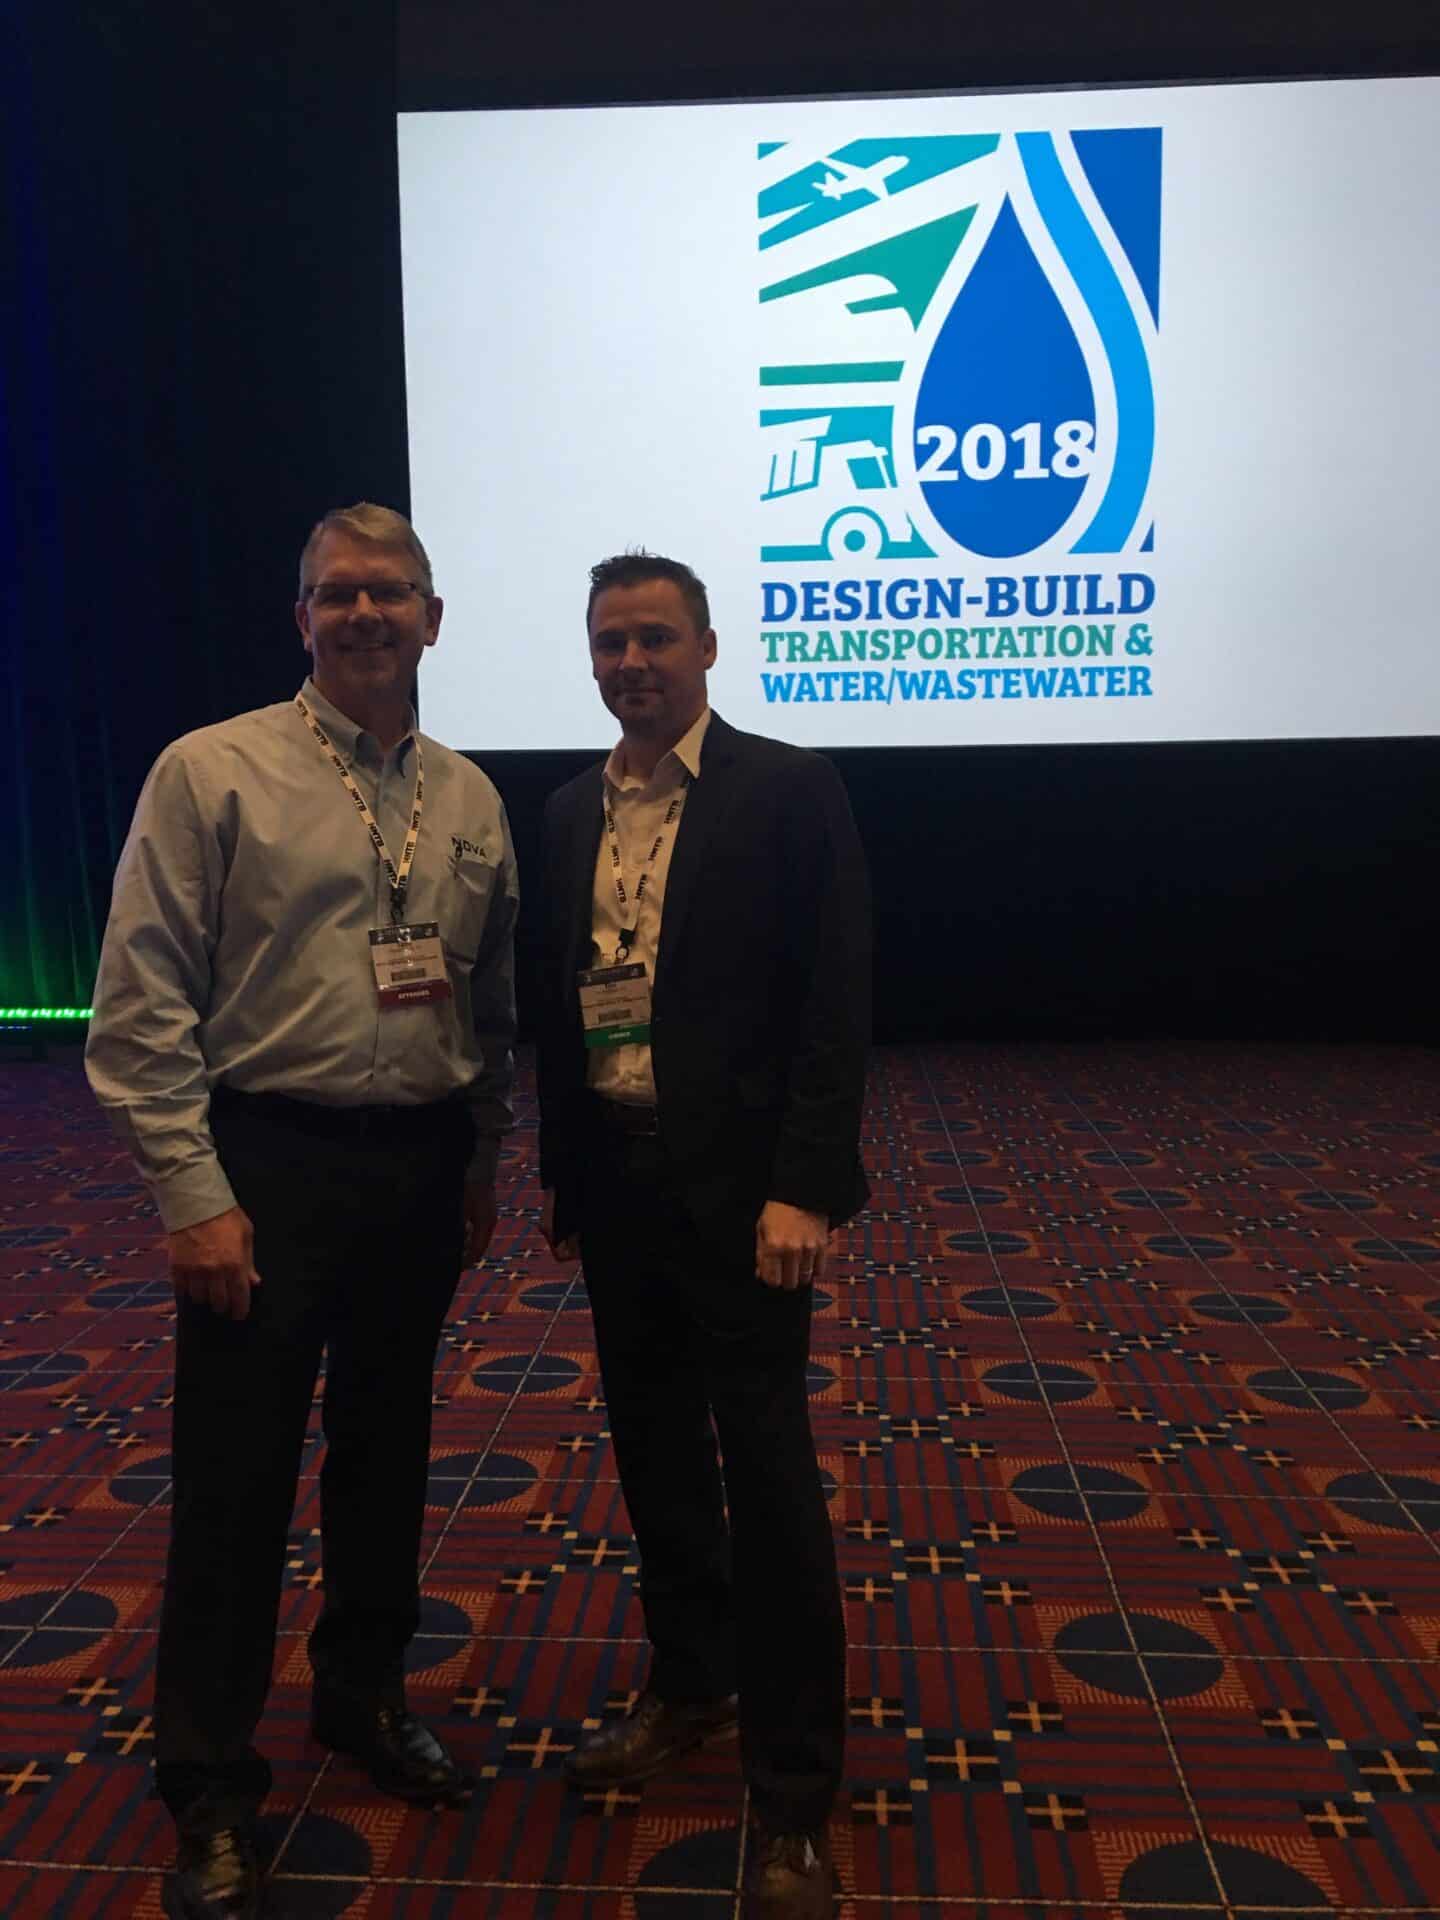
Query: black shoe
163 1826 261 1920
311 1701 472 1806
744 1825 838 1919
564 1690 739 1789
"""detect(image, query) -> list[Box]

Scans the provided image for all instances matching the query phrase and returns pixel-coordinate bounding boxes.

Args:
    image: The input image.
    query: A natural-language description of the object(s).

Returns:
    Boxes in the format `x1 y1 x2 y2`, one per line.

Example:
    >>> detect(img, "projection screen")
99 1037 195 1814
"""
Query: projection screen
397 77 1440 750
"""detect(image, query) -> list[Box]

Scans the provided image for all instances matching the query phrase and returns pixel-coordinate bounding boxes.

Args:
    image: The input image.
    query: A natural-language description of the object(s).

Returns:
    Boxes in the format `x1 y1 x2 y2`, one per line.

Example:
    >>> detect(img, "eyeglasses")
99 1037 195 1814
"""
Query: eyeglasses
305 580 426 610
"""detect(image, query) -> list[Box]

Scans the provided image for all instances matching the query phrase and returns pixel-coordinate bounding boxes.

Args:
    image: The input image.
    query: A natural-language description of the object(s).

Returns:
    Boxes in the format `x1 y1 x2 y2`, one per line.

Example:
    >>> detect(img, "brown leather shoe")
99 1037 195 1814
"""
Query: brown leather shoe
563 1689 738 1788
744 1826 838 1919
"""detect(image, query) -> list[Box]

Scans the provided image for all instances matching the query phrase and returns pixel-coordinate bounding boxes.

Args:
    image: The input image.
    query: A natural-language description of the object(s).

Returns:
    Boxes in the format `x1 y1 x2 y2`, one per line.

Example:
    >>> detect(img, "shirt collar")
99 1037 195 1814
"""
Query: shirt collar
603 706 711 794
298 676 417 766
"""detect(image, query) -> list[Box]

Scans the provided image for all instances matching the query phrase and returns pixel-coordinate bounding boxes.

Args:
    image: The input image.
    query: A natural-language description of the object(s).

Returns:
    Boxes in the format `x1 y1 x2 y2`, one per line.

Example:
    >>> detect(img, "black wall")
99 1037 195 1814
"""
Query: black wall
5 0 1436 1037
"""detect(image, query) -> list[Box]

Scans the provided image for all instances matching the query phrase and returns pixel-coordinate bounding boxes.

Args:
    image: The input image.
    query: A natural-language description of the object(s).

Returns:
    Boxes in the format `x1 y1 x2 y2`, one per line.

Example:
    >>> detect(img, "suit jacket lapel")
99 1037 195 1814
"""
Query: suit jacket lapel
566 766 605 980
654 711 742 1003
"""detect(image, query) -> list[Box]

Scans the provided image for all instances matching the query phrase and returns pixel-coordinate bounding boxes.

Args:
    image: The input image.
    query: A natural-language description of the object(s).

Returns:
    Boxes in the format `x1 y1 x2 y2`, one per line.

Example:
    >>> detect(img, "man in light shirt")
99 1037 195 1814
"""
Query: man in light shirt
536 552 870 1920
86 504 517 1920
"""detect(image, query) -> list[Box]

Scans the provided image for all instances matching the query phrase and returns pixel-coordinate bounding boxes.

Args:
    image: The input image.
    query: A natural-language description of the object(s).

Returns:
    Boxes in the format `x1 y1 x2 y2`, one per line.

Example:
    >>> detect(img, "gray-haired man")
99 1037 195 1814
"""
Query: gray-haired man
86 504 517 1920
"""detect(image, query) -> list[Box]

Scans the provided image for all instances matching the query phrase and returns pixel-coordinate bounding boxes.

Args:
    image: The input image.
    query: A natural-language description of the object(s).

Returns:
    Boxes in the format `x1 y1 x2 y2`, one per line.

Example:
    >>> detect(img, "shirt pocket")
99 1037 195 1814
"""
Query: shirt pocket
443 858 499 963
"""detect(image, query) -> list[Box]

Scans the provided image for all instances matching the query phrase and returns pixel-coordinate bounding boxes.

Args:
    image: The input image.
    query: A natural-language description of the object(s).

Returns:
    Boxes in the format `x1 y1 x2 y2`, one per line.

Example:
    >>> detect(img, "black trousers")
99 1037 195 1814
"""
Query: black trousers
577 1111 846 1833
154 1086 472 1832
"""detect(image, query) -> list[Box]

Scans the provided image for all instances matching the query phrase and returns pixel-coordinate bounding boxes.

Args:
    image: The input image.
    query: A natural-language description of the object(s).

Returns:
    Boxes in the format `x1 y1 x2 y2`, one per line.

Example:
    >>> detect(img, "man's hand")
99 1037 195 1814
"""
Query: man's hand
539 1188 580 1264
463 1179 499 1267
755 1199 830 1291
168 1206 261 1321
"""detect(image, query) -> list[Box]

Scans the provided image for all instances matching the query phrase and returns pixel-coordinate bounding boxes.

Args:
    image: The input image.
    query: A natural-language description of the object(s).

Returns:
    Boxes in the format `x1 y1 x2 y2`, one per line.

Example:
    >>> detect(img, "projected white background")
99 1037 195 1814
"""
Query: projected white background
398 79 1440 750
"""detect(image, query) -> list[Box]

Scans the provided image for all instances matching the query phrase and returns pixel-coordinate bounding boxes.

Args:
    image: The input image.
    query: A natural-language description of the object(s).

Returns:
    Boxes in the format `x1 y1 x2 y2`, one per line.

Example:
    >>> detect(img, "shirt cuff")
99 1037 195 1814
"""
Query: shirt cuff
466 1132 502 1189
151 1160 239 1234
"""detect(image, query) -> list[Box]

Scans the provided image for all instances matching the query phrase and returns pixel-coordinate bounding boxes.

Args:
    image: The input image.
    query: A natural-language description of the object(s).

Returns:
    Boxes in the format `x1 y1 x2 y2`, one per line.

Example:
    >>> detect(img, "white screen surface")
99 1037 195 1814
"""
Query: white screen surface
398 78 1440 750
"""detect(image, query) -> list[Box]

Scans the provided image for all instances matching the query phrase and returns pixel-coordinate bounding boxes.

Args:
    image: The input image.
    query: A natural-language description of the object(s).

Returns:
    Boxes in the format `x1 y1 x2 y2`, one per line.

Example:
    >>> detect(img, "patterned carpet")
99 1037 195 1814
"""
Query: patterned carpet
1 1043 1438 1917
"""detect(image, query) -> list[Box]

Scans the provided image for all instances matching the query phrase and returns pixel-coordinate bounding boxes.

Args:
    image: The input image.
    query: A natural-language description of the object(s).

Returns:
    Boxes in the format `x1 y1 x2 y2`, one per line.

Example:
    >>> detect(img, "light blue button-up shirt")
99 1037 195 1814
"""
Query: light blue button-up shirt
85 679 518 1230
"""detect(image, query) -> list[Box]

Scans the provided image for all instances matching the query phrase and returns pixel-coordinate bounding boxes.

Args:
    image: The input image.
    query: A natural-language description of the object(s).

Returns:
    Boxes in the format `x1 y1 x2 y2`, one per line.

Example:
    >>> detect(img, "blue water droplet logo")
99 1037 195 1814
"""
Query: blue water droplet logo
913 196 1093 558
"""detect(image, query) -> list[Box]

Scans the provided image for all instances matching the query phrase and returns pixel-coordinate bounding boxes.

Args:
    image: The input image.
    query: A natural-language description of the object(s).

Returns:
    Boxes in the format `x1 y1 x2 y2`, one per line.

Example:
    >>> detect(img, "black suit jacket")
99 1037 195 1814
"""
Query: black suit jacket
536 712 871 1253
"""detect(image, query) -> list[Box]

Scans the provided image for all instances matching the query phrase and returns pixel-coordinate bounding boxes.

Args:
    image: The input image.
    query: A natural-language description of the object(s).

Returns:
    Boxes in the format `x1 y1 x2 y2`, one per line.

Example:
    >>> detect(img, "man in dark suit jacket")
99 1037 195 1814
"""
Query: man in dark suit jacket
536 552 870 1920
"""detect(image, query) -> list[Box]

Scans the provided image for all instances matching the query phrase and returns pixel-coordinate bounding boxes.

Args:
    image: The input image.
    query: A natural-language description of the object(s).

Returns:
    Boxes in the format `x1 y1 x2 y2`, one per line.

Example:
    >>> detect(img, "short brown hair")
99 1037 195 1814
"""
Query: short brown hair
587 550 710 636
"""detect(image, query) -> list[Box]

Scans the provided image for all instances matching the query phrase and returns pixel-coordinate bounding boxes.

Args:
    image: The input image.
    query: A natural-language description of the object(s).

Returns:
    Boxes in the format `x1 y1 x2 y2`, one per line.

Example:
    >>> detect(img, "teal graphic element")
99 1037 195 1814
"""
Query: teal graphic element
759 135 997 251
760 362 905 386
760 407 933 562
761 209 978 328
757 197 981 564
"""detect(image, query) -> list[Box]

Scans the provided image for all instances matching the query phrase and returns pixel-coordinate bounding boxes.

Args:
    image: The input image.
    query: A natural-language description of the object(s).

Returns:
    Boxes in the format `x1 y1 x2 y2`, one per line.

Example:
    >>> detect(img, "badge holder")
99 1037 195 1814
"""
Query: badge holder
578 960 651 1048
370 922 451 1009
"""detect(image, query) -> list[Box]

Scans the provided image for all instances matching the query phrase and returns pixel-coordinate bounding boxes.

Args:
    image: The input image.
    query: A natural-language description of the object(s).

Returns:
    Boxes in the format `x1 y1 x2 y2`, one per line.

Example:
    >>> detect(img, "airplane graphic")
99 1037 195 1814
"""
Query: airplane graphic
813 154 907 203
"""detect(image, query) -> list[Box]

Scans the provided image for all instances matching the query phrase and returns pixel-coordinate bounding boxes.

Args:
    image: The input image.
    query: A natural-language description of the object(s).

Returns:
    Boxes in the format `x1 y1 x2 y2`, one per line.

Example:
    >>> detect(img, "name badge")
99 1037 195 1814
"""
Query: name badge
370 921 452 1009
578 961 651 1048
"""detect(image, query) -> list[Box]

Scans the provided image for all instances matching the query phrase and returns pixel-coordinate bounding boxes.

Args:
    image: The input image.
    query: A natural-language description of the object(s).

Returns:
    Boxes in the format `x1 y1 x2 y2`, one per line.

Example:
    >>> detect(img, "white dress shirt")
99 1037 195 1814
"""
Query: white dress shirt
586 707 711 1105
86 678 518 1229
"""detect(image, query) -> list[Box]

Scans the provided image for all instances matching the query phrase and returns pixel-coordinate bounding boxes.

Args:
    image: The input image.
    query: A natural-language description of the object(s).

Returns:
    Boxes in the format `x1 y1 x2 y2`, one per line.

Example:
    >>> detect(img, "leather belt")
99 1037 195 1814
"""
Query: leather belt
210 1083 466 1143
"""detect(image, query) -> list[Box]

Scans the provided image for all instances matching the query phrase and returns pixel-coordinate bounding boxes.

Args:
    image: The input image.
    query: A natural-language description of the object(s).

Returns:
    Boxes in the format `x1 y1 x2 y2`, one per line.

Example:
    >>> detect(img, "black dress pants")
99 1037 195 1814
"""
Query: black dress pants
154 1087 472 1832
577 1113 846 1833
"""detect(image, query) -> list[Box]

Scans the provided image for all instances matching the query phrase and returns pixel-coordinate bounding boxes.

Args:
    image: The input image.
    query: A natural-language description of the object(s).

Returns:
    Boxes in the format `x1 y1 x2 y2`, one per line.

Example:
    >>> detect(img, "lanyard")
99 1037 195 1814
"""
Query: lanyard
602 775 688 961
295 694 424 924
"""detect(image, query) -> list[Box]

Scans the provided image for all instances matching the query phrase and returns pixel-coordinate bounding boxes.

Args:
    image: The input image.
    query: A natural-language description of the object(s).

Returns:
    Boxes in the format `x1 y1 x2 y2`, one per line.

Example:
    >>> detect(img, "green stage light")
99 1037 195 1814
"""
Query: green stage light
0 1007 94 1019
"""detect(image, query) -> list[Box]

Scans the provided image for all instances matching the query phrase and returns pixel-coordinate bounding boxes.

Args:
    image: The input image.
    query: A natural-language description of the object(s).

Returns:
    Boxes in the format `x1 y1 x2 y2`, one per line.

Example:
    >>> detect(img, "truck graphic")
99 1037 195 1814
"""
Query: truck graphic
761 414 915 559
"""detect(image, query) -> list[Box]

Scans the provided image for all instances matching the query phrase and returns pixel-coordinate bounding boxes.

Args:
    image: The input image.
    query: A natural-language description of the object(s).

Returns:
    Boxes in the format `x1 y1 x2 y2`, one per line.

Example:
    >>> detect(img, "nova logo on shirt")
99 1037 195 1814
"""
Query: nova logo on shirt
450 834 489 865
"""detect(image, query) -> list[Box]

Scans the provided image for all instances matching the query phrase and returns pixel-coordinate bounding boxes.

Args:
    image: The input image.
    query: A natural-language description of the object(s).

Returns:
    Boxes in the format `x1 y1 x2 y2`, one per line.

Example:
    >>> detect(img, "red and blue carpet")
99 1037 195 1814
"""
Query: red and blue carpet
1 1045 1438 1916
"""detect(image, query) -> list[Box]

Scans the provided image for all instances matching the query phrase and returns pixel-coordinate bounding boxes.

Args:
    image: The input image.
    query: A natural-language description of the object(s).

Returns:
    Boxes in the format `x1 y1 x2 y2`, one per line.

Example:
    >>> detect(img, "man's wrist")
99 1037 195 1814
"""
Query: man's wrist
763 1196 828 1222
155 1165 238 1234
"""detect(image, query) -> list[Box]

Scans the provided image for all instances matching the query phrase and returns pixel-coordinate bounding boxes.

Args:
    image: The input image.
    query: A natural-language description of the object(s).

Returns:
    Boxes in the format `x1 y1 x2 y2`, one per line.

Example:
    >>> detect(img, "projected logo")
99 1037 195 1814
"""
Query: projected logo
757 130 1160 564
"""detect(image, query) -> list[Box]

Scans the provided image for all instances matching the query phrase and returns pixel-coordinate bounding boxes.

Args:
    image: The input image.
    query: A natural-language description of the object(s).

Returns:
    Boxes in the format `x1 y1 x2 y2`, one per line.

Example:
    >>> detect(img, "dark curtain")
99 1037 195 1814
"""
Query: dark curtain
1 1 407 1007
2 0 1436 1037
